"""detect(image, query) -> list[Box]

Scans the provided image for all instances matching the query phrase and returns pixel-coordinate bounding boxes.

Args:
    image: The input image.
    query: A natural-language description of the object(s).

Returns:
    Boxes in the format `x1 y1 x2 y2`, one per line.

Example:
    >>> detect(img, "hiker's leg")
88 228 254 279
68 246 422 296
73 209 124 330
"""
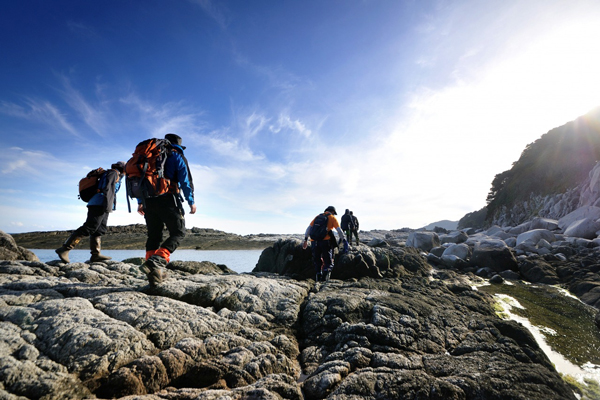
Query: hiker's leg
55 232 85 263
322 241 334 281
75 206 105 237
322 241 333 272
56 206 103 263
160 200 186 254
311 241 322 281
143 198 164 252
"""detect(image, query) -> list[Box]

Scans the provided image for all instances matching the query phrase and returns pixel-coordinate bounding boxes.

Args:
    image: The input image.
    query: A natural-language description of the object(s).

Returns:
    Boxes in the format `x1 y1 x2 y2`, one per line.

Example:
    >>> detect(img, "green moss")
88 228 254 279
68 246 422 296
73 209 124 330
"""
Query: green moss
562 374 600 400
480 282 600 367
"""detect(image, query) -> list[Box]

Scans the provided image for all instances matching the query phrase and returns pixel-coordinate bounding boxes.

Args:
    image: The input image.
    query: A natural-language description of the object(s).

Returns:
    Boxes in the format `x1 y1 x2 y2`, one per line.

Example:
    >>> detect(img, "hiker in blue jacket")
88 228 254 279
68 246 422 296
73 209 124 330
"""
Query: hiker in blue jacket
55 161 125 263
137 133 196 286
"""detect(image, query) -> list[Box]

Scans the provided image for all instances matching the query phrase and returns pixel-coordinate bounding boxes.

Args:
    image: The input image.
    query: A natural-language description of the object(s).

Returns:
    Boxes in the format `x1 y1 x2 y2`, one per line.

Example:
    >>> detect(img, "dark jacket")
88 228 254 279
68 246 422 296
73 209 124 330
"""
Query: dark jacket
352 216 359 231
341 213 353 231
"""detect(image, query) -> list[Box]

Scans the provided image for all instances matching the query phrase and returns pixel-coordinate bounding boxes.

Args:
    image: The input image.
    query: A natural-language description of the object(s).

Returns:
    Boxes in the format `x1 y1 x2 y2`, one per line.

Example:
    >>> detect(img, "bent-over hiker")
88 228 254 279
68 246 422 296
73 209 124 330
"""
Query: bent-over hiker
55 161 125 263
302 206 348 282
137 133 196 286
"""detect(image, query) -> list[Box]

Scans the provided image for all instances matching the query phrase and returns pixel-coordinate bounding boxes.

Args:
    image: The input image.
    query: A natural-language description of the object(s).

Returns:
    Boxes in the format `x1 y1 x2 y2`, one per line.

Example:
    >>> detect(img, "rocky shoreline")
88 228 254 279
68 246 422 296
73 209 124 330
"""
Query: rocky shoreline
2 211 600 399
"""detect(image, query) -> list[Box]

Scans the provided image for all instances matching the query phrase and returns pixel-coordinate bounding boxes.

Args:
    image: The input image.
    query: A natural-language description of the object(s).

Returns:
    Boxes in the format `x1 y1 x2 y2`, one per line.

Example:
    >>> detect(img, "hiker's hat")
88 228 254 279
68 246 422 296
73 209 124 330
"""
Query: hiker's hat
325 206 337 215
111 161 126 173
165 133 186 149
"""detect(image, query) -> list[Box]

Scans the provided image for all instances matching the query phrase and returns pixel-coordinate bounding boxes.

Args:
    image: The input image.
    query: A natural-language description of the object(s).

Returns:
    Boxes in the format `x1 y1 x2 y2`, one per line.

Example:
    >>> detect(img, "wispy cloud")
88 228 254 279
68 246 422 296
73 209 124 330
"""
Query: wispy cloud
0 98 80 137
269 113 312 138
0 147 74 177
119 93 208 137
56 74 108 137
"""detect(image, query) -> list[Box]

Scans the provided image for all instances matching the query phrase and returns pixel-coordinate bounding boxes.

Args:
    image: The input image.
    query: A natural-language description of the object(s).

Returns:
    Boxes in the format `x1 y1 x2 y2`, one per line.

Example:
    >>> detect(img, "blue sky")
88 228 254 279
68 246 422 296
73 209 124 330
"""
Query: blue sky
2 0 600 235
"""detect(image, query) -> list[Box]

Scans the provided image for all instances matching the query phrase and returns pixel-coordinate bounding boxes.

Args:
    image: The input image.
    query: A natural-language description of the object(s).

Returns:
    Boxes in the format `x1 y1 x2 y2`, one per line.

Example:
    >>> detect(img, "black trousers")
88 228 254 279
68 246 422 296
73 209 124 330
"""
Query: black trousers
311 239 333 274
74 206 109 238
144 194 186 253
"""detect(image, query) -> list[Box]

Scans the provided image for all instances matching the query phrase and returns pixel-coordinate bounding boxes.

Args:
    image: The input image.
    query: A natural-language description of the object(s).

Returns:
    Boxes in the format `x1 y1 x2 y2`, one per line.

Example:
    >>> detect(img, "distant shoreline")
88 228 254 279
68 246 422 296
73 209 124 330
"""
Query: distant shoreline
11 225 300 251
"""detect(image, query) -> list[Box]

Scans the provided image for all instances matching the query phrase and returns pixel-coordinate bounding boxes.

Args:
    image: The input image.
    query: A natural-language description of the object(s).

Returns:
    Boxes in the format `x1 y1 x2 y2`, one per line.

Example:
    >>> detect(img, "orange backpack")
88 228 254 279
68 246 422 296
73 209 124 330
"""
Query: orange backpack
78 167 105 202
125 138 171 203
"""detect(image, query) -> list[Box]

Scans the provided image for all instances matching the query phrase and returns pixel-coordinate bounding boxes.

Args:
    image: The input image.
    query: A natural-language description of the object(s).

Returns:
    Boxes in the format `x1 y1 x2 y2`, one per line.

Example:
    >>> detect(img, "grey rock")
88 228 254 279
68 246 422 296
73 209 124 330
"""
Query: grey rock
563 217 600 239
405 231 440 252
530 217 559 231
429 246 445 257
470 239 518 272
441 243 470 260
519 259 560 285
516 229 556 246
439 230 468 244
558 205 600 230
0 230 39 262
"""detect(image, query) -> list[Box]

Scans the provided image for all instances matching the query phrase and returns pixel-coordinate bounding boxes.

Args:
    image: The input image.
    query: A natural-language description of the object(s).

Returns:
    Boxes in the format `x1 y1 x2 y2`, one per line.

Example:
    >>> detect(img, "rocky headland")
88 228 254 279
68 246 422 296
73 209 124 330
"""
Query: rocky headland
3 200 600 399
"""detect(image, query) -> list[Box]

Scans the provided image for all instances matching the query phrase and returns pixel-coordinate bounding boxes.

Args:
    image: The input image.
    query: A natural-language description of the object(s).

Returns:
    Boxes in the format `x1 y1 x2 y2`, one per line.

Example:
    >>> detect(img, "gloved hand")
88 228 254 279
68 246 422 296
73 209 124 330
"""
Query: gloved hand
343 239 349 254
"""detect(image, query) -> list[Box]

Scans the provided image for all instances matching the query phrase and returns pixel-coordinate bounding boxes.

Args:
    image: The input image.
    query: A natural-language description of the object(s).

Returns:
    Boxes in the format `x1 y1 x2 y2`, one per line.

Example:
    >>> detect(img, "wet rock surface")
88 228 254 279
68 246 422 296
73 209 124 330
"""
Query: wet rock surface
0 229 584 399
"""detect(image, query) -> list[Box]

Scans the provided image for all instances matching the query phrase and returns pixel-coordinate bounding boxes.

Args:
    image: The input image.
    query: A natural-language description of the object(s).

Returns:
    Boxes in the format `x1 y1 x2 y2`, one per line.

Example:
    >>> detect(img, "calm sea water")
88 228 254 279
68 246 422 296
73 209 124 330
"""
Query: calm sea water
31 249 262 274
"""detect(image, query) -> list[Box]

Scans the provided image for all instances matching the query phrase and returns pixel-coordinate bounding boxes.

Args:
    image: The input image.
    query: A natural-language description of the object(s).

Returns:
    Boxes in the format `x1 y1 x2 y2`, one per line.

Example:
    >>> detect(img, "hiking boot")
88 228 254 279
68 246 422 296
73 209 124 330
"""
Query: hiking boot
148 268 167 286
90 236 112 262
55 233 84 263
140 255 168 287
315 272 322 282
324 271 331 282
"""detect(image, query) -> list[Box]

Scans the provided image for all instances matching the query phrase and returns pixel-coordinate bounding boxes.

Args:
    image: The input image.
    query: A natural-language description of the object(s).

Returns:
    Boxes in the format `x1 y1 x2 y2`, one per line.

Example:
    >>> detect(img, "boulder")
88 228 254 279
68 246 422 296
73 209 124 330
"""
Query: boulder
441 243 470 260
0 230 39 262
507 221 532 235
405 231 440 252
254 239 429 280
558 206 600 230
519 259 560 285
254 239 312 278
563 218 600 239
485 225 505 236
470 239 518 272
429 246 445 257
529 217 559 231
439 231 468 244
516 229 556 246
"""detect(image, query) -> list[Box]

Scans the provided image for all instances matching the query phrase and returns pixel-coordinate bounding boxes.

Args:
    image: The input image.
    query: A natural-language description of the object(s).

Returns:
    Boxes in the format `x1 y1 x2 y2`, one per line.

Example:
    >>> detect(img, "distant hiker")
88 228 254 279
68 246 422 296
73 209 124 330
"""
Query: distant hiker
55 162 125 263
351 211 360 245
340 209 354 244
302 206 349 282
128 133 196 287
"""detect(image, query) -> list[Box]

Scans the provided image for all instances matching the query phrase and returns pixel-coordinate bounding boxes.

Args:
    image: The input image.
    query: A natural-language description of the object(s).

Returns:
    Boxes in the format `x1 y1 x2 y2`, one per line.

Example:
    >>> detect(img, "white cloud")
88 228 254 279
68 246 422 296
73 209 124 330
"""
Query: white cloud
57 74 108 137
0 98 80 137
269 114 312 137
